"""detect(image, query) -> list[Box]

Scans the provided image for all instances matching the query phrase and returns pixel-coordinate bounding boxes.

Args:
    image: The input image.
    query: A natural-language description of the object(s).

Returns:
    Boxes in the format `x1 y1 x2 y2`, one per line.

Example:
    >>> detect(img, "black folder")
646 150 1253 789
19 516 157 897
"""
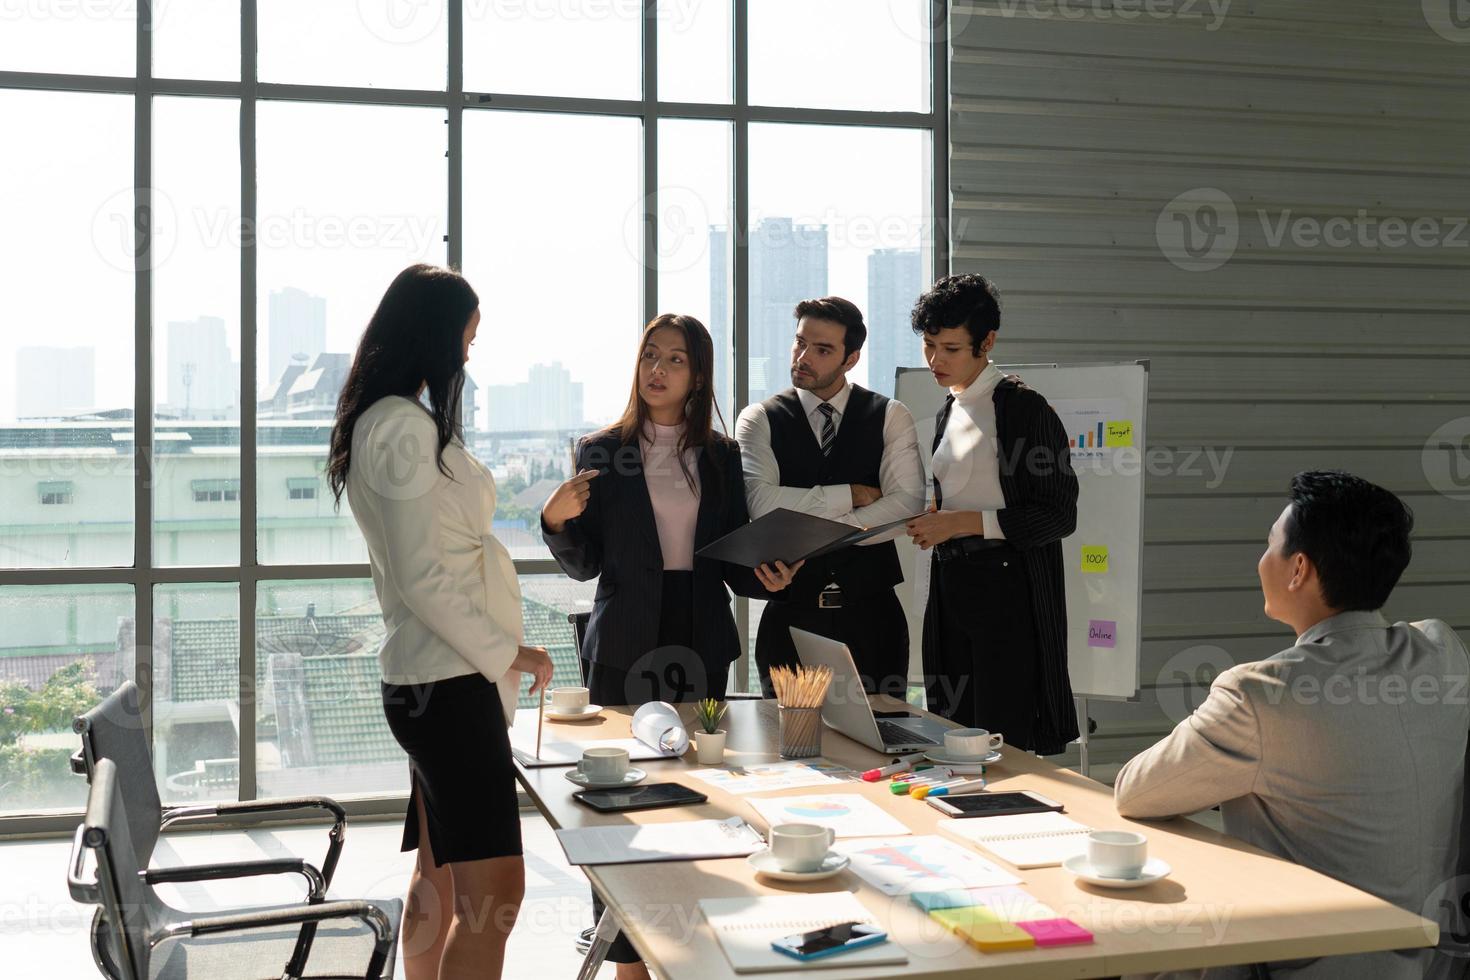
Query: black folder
695 507 922 569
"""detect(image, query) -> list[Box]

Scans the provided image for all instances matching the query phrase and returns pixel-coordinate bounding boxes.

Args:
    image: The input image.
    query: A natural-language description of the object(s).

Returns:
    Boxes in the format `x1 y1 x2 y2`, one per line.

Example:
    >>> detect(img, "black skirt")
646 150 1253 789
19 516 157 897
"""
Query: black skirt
382 671 523 866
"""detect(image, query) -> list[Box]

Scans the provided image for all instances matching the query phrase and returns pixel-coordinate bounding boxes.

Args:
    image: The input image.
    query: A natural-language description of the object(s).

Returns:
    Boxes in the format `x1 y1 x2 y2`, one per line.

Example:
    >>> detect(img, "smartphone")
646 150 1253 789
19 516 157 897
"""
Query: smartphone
926 790 1065 819
771 921 887 961
572 782 708 813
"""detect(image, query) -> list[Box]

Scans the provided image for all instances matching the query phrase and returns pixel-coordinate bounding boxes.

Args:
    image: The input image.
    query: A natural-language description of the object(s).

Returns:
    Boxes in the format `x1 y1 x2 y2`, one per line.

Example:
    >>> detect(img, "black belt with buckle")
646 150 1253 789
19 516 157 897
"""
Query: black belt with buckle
817 584 843 609
933 536 1010 562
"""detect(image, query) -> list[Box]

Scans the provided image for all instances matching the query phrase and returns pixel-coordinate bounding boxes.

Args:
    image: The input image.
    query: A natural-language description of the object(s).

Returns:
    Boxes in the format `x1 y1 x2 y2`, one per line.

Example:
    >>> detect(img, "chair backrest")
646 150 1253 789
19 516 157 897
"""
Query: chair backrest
74 681 163 864
568 612 591 683
79 758 164 980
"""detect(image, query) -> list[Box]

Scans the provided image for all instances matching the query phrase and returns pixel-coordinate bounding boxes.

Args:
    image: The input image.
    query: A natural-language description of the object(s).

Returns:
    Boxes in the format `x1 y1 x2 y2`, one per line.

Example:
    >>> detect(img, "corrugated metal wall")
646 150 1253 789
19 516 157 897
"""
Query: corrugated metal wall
948 0 1470 776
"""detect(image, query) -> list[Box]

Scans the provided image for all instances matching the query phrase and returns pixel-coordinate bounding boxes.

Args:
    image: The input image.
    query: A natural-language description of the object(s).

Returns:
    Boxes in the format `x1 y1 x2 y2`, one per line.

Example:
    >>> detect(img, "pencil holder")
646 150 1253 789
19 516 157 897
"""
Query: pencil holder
778 706 822 759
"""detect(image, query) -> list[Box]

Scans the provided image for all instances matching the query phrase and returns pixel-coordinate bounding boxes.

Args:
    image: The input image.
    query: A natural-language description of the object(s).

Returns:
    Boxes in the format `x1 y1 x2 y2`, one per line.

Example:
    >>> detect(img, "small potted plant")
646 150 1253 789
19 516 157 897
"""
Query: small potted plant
692 698 728 765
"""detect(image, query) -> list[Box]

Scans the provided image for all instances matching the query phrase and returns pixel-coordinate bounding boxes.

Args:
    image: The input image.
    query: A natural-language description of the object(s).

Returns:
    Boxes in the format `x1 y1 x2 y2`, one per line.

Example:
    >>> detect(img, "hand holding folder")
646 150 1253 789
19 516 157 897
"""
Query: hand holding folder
695 507 924 569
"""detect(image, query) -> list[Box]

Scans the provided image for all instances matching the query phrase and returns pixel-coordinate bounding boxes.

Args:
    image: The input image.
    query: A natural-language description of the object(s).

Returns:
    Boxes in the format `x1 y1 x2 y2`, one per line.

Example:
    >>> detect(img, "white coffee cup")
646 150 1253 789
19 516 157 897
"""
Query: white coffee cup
1088 830 1147 878
578 746 629 783
769 823 836 873
945 728 1004 758
551 686 590 713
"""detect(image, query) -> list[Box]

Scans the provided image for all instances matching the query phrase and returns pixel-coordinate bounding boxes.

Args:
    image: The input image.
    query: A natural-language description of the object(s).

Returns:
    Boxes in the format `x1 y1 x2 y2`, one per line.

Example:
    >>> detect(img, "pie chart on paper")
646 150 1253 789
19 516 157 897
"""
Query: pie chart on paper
784 800 853 820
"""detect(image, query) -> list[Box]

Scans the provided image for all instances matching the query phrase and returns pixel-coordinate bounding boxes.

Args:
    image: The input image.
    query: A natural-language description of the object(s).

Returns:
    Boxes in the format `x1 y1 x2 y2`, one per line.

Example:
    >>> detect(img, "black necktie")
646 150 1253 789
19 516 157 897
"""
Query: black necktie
931 393 955 509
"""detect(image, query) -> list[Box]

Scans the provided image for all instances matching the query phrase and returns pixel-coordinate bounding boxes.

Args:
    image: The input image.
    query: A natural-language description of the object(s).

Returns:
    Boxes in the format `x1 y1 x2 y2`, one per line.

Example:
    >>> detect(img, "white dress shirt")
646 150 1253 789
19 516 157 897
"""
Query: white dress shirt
344 394 522 726
735 381 925 544
931 362 1007 540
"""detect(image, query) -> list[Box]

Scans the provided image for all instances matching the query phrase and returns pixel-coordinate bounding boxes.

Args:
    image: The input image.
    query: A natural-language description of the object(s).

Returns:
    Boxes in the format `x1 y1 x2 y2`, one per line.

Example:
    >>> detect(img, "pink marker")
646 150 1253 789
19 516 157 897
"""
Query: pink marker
860 752 928 782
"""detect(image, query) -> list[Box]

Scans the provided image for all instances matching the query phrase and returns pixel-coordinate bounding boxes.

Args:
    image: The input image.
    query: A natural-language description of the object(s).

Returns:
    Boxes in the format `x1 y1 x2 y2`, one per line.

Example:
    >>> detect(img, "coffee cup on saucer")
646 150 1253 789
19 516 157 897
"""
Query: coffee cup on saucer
769 823 836 874
550 686 591 714
1087 830 1147 878
577 746 629 784
944 728 1004 759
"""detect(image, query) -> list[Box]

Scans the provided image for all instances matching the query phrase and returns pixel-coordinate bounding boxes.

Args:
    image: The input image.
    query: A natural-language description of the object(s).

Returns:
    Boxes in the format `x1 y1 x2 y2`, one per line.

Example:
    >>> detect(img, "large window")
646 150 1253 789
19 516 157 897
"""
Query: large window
0 1 945 825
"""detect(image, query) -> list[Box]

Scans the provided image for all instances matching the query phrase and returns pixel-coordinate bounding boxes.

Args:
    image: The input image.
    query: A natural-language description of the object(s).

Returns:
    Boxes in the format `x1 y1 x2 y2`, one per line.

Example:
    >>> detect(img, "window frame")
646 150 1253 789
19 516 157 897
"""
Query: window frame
0 0 949 834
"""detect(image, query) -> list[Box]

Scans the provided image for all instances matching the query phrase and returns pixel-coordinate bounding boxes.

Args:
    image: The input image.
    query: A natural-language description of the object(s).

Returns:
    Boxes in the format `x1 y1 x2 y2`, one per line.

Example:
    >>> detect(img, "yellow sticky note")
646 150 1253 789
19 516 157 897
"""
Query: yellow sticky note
1081 545 1110 573
930 906 1001 933
956 920 1036 952
1105 420 1134 447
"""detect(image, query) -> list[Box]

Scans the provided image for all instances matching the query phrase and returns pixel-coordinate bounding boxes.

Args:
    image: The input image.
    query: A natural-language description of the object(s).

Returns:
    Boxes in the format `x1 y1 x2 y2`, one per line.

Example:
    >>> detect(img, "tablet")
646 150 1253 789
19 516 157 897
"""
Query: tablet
573 782 708 813
926 790 1065 819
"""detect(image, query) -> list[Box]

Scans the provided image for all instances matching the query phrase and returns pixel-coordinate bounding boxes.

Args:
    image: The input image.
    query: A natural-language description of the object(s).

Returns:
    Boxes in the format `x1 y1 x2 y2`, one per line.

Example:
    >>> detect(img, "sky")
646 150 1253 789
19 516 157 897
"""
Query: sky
0 0 936 427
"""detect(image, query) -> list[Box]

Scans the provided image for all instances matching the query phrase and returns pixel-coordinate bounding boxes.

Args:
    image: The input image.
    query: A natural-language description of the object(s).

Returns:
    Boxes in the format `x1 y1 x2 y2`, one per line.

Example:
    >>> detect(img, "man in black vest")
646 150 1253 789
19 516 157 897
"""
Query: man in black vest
735 296 925 698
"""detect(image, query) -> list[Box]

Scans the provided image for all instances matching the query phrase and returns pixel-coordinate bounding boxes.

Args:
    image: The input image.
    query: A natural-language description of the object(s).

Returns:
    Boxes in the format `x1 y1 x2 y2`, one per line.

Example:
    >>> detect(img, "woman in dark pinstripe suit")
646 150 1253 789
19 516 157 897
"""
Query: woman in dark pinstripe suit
904 275 1081 756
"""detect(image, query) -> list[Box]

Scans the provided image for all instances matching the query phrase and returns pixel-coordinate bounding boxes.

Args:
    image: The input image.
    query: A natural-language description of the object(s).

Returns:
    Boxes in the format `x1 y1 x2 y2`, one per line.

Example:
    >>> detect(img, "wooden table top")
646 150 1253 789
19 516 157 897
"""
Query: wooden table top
512 698 1435 979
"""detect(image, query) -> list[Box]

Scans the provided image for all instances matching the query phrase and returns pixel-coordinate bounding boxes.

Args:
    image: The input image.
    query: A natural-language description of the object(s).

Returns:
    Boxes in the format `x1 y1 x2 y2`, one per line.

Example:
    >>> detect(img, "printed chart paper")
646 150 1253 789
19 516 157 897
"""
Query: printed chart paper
836 835 1021 895
747 794 912 839
686 761 848 795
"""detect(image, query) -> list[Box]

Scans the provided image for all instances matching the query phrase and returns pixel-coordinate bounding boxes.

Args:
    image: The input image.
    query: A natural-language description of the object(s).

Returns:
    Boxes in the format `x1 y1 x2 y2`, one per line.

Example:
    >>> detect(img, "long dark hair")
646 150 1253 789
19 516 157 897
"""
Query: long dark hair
327 264 478 508
605 313 727 487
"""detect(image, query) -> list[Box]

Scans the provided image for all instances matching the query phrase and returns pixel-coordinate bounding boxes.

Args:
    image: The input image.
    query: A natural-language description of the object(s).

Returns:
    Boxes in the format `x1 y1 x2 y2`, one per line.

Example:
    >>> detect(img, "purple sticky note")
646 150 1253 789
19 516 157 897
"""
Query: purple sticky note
1088 620 1116 648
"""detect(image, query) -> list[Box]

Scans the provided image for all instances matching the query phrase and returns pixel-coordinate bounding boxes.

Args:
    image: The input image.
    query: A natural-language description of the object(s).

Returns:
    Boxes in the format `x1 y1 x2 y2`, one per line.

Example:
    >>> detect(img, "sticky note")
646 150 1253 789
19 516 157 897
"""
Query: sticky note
1081 546 1109 573
929 906 1001 930
1088 620 1117 648
1018 918 1095 947
965 886 1057 922
911 890 983 912
955 919 1037 952
1105 420 1134 447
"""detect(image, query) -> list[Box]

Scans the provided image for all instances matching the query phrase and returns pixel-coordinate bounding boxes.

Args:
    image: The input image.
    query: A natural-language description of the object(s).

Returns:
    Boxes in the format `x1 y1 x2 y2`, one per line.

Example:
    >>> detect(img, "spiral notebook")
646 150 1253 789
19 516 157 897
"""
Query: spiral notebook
699 892 908 973
936 812 1093 869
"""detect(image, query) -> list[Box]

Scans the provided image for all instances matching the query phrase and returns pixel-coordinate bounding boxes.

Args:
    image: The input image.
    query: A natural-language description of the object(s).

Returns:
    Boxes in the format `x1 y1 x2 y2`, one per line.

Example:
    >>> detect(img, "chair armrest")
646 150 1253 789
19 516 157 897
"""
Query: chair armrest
153 899 396 980
162 796 346 888
67 825 100 903
142 858 325 901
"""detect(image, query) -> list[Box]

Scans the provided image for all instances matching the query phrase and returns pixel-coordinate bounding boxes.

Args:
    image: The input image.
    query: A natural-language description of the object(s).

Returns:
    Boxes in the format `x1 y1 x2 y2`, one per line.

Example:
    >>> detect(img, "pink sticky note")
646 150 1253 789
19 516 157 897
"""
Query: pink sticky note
1088 620 1117 648
1019 918 1094 946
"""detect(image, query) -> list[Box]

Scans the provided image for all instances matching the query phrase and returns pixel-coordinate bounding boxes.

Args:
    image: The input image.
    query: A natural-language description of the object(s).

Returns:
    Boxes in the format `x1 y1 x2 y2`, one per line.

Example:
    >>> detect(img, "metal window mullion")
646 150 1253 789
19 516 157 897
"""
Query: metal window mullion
448 0 464 275
642 0 658 325
135 0 156 748
731 0 751 693
931 0 951 279
238 0 260 804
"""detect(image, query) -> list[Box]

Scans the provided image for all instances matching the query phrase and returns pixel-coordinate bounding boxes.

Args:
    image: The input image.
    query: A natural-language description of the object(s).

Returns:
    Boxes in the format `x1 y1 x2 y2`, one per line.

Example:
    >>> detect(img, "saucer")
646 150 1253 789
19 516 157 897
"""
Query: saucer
546 704 604 722
747 849 851 882
1063 854 1171 889
923 748 1003 766
565 766 647 789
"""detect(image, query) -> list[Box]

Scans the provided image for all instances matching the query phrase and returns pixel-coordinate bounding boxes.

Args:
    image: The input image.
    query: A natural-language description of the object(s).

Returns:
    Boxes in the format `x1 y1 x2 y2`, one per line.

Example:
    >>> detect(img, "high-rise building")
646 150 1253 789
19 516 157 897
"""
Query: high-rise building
268 287 326 391
709 217 828 405
485 362 584 433
167 316 235 419
865 248 924 398
15 346 95 419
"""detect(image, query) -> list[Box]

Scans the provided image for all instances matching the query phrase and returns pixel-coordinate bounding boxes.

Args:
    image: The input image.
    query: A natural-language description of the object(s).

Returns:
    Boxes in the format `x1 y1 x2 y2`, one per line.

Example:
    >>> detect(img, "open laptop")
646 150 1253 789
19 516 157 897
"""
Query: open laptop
789 627 954 753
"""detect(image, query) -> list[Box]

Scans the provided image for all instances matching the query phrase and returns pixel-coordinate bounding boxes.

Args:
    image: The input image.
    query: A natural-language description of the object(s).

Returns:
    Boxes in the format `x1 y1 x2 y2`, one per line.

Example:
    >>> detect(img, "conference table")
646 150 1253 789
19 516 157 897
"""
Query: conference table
511 697 1436 979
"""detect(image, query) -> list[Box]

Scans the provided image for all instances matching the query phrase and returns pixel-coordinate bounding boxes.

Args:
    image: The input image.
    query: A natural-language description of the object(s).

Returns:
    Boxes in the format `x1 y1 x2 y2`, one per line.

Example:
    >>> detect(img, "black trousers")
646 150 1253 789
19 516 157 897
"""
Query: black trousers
754 588 909 700
584 570 727 964
921 546 1039 751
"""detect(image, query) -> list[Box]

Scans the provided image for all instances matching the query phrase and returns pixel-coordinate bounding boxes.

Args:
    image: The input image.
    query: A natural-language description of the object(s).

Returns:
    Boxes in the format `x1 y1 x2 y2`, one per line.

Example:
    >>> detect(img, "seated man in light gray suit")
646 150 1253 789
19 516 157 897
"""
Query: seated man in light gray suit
1115 470 1469 980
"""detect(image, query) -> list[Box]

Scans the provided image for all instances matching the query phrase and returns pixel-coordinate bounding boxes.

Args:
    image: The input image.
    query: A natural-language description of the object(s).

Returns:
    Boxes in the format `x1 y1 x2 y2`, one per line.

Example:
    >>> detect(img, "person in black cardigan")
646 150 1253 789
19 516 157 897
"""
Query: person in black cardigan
905 274 1081 756
540 314 798 979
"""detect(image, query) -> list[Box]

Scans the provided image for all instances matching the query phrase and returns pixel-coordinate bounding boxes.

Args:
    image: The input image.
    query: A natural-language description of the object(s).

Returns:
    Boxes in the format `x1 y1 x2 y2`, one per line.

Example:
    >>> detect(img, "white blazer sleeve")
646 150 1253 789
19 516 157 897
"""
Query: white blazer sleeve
362 409 519 685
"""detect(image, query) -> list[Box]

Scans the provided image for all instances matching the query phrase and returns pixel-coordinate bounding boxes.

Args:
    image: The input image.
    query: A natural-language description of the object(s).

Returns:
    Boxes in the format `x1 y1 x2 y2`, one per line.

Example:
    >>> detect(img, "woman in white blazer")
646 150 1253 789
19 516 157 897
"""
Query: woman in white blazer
328 264 553 980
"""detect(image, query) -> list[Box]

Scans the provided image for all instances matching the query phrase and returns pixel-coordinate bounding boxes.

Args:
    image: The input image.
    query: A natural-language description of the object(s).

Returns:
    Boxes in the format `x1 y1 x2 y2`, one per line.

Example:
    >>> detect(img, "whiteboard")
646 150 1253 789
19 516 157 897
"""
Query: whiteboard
893 361 1148 701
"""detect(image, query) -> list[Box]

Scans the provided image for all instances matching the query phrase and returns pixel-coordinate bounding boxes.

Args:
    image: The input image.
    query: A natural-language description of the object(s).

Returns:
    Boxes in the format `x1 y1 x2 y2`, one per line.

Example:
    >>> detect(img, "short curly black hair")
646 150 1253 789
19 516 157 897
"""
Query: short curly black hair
909 274 1002 356
1282 470 1414 611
